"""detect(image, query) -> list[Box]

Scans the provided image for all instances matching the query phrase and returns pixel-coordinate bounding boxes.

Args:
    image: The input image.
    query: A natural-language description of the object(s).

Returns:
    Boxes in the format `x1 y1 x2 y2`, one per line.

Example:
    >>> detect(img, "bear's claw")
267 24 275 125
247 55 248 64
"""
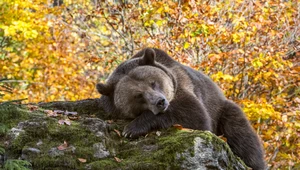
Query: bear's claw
123 123 147 138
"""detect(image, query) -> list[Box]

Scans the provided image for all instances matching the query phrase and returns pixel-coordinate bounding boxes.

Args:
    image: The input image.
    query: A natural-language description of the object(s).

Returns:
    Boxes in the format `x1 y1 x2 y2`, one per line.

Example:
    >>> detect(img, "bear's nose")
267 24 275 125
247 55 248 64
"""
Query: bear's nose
156 98 167 109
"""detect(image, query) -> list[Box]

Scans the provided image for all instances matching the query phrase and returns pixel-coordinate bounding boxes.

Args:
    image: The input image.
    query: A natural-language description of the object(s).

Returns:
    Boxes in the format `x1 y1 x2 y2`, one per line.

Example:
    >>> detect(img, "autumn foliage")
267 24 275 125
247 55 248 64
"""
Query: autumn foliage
0 0 299 169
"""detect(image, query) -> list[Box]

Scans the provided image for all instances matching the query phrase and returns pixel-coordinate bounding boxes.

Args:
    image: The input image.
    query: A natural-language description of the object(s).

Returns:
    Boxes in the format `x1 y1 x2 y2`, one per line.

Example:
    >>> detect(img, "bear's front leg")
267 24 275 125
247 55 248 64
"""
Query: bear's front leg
122 110 174 138
166 90 212 132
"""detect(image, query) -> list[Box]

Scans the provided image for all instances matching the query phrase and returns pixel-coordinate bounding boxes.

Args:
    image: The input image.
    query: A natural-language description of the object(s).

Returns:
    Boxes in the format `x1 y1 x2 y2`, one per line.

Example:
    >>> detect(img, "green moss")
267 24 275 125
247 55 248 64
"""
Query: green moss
112 129 199 169
45 119 111 162
48 121 98 144
23 119 49 138
0 103 29 129
8 118 51 156
150 130 198 168
112 129 247 169
33 155 78 170
10 132 34 155
120 160 168 170
75 147 95 162
87 159 118 170
0 123 9 136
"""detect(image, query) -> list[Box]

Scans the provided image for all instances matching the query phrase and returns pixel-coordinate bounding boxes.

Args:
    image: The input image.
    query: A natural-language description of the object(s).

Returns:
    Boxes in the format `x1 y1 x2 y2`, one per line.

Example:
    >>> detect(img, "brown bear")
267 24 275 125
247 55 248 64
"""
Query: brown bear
96 48 265 170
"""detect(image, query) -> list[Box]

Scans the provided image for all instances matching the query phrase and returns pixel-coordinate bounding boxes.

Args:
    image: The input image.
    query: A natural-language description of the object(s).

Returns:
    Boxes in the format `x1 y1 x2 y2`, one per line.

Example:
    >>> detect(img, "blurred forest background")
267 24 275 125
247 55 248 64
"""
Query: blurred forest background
0 0 299 169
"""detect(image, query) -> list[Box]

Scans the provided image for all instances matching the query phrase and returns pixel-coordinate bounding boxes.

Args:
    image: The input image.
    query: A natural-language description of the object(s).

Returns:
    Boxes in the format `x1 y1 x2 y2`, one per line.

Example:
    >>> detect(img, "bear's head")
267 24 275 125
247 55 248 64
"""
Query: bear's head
96 48 157 96
113 65 175 117
97 48 176 118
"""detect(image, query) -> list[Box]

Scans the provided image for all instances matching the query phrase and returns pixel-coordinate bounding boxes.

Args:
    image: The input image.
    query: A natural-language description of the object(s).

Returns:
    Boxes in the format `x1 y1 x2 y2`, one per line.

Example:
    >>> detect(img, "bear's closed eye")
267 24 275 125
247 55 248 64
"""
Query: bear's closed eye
134 93 143 99
150 81 156 89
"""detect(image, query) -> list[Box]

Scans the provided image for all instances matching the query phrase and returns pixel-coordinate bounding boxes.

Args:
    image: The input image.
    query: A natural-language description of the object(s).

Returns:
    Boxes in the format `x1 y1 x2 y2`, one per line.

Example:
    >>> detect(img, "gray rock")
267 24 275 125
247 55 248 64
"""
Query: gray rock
9 128 25 139
142 145 158 152
21 147 41 161
48 147 64 157
95 131 105 138
93 142 110 159
9 118 48 140
177 137 247 170
17 118 47 130
66 145 76 153
82 118 108 135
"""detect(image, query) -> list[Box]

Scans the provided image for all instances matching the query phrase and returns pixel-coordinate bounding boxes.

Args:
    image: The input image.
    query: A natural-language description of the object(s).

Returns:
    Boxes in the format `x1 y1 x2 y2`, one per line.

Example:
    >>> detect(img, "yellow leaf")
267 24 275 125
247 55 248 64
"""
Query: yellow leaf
232 33 240 43
183 42 190 49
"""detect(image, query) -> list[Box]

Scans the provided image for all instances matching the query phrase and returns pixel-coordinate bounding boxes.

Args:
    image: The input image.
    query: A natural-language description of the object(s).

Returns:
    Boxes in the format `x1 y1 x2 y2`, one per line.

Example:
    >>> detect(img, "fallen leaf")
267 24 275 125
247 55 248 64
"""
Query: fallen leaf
54 110 65 114
181 128 194 132
219 135 227 142
27 105 38 111
44 109 52 114
58 119 72 125
64 119 71 125
68 115 79 120
45 110 57 117
57 141 68 150
173 124 183 130
65 111 78 116
114 156 122 162
58 119 65 125
78 158 87 163
114 129 121 137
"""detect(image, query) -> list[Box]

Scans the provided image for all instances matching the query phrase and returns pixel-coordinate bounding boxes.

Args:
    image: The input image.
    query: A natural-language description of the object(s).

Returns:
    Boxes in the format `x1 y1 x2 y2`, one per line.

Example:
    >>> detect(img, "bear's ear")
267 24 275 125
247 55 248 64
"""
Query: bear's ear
96 83 113 96
140 48 156 65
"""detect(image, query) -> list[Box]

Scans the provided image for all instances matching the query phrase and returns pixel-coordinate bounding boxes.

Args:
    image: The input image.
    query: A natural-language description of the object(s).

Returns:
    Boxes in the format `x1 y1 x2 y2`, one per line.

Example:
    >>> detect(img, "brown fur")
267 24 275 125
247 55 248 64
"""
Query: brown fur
114 66 175 118
97 48 265 170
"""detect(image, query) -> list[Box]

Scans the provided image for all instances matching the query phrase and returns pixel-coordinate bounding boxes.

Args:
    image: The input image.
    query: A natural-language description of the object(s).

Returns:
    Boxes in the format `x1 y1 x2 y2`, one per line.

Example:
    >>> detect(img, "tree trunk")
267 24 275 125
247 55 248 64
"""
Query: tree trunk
38 98 110 119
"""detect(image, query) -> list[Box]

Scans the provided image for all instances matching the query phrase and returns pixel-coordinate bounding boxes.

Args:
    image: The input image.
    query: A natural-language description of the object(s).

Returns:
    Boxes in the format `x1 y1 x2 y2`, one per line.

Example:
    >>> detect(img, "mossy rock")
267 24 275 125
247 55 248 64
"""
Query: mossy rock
0 102 248 170
106 130 248 170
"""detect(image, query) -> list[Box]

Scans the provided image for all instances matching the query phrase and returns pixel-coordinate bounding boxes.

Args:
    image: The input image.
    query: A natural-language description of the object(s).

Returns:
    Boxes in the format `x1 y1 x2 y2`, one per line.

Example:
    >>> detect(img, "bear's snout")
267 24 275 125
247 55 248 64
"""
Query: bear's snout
144 92 169 115
156 98 169 111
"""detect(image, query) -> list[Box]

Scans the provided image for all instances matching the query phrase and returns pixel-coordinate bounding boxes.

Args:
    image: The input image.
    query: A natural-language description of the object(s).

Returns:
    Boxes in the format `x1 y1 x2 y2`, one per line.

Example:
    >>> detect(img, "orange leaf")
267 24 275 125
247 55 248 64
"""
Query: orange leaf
27 105 38 111
219 135 227 142
181 128 194 132
45 110 57 117
57 141 68 150
78 158 87 163
173 124 183 130
68 115 79 120
114 129 121 137
114 157 122 163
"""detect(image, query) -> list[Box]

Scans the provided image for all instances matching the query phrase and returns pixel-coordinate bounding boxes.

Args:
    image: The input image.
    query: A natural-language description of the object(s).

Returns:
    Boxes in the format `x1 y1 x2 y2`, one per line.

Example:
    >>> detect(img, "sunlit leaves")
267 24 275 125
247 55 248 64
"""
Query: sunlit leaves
0 0 102 103
252 58 263 68
243 100 281 121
